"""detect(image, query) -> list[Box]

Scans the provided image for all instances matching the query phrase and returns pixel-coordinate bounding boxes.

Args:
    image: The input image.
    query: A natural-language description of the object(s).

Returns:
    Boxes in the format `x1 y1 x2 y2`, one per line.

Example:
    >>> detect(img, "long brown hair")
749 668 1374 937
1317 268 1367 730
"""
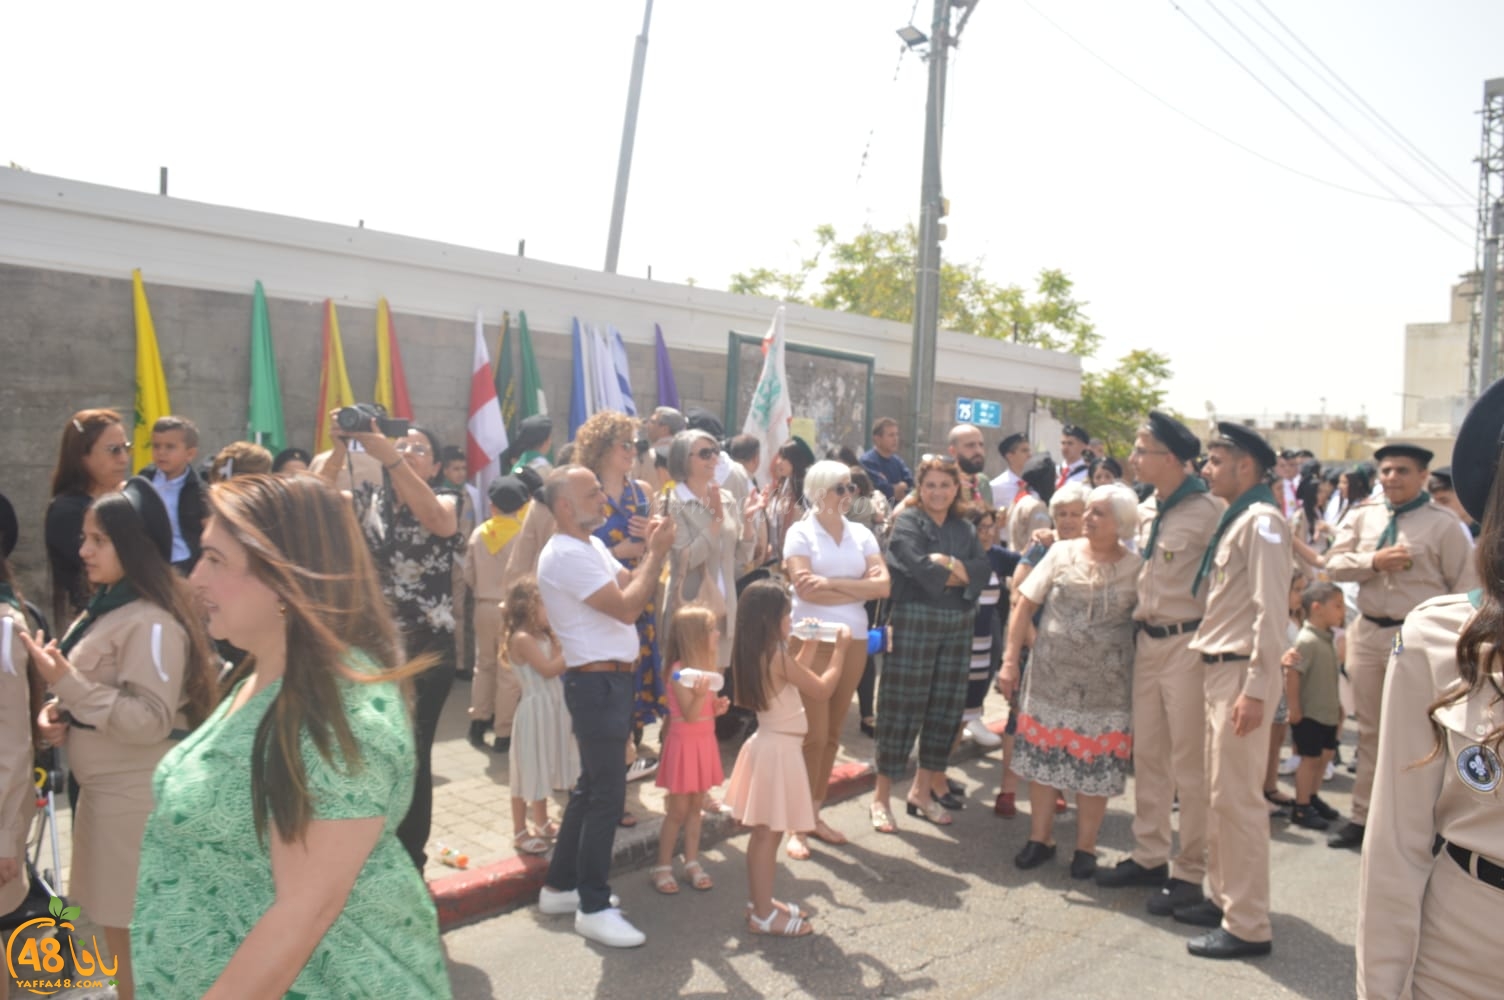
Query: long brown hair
51 409 123 497
664 605 717 670
207 473 426 844
729 580 790 713
89 493 218 729
499 576 554 662
901 456 968 520
1429 461 1504 761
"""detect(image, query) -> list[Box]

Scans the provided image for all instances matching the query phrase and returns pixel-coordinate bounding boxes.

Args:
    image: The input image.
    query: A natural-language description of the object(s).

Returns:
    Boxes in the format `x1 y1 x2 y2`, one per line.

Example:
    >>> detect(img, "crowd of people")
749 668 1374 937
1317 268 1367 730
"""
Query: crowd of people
0 384 1498 995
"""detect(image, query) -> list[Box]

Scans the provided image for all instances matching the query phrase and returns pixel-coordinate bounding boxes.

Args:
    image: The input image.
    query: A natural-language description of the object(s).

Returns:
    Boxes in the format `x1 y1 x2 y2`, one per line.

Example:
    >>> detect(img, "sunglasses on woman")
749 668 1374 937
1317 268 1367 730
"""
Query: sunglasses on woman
694 447 719 461
831 483 858 496
101 443 131 457
919 454 957 465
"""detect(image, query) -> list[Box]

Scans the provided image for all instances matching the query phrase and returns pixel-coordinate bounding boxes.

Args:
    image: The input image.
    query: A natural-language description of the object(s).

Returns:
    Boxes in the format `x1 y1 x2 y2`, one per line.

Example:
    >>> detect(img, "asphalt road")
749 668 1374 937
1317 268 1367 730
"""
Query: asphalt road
441 753 1362 1000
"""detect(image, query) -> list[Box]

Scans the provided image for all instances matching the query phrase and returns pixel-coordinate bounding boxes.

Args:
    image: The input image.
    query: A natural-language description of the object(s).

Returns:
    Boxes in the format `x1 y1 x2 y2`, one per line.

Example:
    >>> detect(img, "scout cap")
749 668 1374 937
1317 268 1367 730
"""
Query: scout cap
1146 410 1200 463
1213 422 1277 473
1373 443 1434 468
997 432 1028 459
1452 377 1504 522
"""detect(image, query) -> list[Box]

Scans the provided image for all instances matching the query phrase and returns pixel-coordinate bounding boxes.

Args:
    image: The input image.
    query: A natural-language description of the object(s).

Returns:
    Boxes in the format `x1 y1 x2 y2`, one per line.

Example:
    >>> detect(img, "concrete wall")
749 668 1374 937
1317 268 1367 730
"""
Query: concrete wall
1402 320 1469 433
0 170 1080 597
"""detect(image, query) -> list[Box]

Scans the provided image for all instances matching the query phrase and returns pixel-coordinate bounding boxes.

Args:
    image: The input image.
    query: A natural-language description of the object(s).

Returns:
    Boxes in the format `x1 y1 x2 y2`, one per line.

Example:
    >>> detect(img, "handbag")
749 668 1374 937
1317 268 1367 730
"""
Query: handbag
868 597 894 655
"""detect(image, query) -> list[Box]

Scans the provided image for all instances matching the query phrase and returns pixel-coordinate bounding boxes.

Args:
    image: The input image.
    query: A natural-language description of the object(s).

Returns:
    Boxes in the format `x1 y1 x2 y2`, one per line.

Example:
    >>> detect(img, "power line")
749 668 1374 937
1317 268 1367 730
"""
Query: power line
1201 0 1473 229
1249 0 1474 203
1018 0 1470 210
1169 0 1473 249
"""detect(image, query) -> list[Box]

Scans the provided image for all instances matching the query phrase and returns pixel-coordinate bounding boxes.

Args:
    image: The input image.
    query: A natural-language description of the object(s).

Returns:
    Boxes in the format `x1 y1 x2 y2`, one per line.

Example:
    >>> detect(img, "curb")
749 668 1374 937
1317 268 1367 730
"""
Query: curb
429 719 1008 930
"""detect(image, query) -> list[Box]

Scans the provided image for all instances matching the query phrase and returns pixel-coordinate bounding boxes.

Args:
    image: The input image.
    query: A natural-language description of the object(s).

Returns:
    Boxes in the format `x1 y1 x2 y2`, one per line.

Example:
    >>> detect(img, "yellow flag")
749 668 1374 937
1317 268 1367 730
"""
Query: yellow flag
375 298 396 415
131 269 172 473
315 299 356 454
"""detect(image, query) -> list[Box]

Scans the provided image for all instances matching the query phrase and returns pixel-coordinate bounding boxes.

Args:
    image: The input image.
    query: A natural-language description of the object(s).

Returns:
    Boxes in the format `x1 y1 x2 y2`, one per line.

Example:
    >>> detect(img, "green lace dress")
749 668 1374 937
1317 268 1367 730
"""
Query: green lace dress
131 667 451 998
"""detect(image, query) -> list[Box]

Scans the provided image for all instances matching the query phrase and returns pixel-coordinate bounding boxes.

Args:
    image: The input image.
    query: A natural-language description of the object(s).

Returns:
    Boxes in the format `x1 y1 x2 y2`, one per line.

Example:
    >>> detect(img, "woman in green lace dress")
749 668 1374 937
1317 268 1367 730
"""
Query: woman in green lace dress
131 474 450 998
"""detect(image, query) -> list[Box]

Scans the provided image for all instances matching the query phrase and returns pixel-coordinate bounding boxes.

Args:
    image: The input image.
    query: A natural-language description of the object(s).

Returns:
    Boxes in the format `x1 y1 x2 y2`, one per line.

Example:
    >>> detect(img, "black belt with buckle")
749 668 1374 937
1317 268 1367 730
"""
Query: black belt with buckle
61 712 189 741
1140 619 1202 639
1363 615 1406 629
1446 841 1504 892
1201 652 1251 664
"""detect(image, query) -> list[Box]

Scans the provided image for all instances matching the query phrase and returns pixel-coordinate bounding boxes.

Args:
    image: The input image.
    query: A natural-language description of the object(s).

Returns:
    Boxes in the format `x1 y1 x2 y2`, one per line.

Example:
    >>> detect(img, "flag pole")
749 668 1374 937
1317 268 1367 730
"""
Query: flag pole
604 0 654 273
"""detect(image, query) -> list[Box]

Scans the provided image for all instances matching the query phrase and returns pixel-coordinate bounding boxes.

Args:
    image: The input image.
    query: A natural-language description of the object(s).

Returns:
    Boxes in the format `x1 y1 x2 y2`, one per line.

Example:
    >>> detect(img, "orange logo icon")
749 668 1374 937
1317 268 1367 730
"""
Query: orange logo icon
5 896 117 996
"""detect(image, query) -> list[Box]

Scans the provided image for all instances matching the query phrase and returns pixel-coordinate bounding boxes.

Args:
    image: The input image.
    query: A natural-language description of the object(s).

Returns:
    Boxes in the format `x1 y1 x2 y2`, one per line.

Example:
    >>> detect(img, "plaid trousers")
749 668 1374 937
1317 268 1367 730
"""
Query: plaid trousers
875 601 971 779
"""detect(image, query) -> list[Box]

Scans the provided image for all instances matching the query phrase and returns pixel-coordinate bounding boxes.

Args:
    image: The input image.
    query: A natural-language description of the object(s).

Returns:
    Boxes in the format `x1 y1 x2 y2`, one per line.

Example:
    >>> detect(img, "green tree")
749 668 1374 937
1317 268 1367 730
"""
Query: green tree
729 223 1165 456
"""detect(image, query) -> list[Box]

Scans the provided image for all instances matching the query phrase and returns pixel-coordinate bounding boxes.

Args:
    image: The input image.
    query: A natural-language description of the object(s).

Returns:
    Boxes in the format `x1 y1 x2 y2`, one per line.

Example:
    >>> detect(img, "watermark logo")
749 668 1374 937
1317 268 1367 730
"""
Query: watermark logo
5 895 116 995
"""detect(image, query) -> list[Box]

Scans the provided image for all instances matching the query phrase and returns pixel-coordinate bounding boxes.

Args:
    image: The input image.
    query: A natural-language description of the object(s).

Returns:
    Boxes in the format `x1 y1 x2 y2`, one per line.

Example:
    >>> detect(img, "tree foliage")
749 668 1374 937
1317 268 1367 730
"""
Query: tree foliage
729 224 1169 458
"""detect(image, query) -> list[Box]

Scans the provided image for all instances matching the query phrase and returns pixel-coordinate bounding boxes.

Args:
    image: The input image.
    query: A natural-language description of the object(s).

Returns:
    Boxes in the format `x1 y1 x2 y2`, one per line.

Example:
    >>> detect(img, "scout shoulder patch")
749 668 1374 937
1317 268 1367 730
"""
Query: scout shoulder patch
1457 743 1503 793
1256 514 1282 544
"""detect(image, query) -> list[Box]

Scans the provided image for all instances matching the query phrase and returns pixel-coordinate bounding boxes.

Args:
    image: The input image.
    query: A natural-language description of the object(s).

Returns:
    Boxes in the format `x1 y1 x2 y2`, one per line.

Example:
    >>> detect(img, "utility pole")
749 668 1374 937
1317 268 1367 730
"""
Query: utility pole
1467 77 1504 399
905 0 953 466
604 0 654 274
1482 201 1503 386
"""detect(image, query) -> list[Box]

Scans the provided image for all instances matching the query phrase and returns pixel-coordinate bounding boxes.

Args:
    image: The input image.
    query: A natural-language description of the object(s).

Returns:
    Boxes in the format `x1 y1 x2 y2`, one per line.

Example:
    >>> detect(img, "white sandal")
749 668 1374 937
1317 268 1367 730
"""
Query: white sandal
745 899 809 919
650 864 679 895
748 906 811 937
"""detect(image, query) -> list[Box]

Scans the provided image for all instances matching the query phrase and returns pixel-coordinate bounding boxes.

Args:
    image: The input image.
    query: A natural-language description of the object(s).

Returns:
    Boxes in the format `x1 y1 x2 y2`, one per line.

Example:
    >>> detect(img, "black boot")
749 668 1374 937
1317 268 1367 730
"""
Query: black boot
467 719 491 748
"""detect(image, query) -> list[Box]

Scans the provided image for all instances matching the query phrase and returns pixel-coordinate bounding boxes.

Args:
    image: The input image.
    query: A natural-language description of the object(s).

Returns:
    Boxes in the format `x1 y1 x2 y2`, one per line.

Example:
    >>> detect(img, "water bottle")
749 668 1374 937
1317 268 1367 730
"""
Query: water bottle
671 667 724 692
433 841 470 869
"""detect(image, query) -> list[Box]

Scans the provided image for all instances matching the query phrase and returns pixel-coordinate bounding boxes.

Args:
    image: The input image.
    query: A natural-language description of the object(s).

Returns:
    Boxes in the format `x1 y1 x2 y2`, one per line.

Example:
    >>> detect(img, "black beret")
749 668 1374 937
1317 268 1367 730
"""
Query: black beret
997 432 1028 459
514 466 545 503
1373 443 1434 467
487 475 531 515
1430 465 1454 487
1453 377 1504 522
1213 422 1277 472
1020 454 1057 501
0 491 16 558
685 407 725 441
515 415 554 451
122 476 173 563
272 447 312 473
1146 410 1200 463
1062 424 1090 444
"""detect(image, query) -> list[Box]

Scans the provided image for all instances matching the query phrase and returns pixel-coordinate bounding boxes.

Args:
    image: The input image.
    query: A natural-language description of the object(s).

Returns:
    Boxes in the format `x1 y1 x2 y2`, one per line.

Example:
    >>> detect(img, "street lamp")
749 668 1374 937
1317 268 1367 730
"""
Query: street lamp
896 24 928 48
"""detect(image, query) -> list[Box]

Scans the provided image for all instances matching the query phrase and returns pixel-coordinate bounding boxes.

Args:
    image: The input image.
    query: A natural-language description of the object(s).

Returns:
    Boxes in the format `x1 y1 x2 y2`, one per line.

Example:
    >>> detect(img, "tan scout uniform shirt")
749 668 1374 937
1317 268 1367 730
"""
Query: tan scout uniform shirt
1190 503 1293 700
1358 594 1504 999
1135 490 1223 626
0 604 34 913
1325 500 1476 619
502 499 556 598
464 520 522 602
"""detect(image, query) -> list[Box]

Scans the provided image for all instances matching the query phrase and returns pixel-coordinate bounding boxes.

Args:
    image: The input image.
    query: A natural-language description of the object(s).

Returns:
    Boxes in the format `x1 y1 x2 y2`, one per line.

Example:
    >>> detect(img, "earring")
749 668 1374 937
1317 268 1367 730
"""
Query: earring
277 601 287 617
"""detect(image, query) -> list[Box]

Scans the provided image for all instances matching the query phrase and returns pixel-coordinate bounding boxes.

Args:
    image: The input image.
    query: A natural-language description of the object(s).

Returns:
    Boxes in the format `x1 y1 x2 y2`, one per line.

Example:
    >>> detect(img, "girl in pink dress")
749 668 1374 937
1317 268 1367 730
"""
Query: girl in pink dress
652 606 730 894
724 580 851 936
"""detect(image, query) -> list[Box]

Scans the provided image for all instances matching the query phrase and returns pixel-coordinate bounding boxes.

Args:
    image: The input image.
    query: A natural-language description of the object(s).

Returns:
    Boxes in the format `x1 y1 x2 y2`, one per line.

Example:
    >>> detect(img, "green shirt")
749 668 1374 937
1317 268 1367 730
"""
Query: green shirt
1292 621 1341 726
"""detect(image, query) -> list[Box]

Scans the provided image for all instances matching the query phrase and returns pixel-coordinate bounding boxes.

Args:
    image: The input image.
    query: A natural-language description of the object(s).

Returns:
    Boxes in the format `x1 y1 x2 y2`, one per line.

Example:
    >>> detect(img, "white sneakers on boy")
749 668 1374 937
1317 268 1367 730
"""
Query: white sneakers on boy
575 907 646 948
963 720 1002 748
538 886 620 915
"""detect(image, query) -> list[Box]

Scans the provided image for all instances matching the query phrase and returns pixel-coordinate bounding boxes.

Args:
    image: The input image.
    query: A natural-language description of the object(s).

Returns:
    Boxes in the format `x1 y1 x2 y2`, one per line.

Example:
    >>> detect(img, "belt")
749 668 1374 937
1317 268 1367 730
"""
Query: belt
1362 614 1406 629
1139 619 1202 639
1446 841 1504 892
1201 653 1251 664
574 659 635 674
62 712 189 741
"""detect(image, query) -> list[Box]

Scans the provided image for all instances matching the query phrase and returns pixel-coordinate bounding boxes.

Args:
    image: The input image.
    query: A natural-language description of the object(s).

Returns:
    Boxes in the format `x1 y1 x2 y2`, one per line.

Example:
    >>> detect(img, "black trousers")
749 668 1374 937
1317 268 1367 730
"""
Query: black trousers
396 624 456 870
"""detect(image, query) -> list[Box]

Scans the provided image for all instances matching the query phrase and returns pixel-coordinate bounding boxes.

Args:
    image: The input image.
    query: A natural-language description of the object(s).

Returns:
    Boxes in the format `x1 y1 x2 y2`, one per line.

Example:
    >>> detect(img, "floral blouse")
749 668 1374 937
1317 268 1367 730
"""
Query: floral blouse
354 481 465 635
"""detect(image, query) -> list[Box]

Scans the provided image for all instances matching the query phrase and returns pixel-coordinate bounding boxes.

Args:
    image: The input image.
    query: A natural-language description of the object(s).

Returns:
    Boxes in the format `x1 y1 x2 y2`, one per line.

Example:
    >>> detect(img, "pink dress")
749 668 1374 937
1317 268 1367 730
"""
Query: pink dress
655 668 724 795
724 682 815 832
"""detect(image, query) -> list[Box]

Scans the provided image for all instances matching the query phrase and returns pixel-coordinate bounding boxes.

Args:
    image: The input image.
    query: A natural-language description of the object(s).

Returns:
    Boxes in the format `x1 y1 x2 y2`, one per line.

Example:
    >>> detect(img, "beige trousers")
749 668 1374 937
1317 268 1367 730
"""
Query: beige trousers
1204 659 1277 943
792 635 869 806
1348 616 1400 826
1129 630 1209 882
469 600 521 736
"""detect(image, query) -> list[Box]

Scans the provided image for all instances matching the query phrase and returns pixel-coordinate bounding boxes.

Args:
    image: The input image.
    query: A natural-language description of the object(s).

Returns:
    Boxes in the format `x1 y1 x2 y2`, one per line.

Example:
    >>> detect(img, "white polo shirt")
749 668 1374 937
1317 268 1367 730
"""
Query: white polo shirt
536 534 641 667
783 516 879 635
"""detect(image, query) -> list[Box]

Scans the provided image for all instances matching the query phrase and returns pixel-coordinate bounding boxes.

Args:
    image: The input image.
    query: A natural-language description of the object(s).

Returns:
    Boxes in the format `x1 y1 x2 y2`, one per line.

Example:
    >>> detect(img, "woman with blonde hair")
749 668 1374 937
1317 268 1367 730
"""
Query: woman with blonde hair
127 473 450 998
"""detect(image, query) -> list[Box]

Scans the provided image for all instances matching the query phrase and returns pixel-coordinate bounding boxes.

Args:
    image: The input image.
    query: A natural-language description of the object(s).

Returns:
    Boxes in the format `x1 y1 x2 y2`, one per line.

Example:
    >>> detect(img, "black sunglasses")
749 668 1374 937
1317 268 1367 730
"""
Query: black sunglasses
832 483 859 496
694 447 719 461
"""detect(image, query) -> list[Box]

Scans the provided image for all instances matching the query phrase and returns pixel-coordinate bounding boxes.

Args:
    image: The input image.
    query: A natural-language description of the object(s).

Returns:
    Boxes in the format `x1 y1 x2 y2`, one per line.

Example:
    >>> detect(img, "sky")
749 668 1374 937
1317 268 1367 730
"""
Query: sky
6 0 1502 432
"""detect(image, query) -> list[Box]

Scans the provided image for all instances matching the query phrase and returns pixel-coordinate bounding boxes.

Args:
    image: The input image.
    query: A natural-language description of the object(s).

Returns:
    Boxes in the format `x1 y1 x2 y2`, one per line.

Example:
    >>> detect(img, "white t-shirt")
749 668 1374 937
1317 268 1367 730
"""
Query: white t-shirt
536 534 640 667
783 516 880 635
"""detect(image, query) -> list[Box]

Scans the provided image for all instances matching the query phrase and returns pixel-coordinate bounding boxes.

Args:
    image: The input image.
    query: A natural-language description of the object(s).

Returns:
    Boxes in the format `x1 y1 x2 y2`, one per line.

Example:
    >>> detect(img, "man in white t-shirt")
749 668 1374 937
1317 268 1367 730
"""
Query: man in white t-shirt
535 466 674 948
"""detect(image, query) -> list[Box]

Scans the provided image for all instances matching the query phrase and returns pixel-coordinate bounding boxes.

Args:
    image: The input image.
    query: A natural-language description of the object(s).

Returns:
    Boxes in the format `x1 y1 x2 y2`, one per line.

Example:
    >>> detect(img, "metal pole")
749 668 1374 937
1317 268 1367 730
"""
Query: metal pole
604 0 654 274
1482 201 1503 386
159 167 168 195
906 0 950 466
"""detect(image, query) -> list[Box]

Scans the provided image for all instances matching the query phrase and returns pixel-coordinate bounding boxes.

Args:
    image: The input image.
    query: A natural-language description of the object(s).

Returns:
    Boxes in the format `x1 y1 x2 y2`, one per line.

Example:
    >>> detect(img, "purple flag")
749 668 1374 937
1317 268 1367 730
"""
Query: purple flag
654 324 680 410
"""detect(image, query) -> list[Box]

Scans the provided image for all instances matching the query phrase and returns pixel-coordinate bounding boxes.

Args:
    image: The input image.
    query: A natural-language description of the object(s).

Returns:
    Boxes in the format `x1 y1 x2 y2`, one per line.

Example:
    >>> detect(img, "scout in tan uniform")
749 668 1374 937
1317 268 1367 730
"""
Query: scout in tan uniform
1357 378 1504 999
1097 412 1222 918
0 494 35 935
1180 422 1291 960
465 475 530 751
21 477 216 1000
1324 442 1476 849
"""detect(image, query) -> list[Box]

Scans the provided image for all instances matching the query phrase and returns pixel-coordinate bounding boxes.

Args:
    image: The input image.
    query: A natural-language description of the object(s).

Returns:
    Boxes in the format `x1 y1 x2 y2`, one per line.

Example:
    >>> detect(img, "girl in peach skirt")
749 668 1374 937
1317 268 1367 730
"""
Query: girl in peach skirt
724 581 849 937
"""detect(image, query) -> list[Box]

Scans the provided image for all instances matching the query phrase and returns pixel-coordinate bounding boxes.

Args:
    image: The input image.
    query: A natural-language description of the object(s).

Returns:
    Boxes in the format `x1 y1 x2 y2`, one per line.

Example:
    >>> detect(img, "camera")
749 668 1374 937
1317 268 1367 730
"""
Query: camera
336 403 410 438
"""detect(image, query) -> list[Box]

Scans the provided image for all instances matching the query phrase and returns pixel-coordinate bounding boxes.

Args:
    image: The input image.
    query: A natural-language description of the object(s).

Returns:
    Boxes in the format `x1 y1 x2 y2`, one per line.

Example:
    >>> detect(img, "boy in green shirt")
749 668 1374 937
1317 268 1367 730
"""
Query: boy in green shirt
1286 582 1346 831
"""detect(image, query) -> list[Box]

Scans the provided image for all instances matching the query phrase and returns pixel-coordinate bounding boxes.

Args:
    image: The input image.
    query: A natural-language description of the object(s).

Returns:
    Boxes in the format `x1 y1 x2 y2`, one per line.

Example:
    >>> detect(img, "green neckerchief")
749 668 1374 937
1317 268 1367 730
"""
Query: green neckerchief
1378 490 1432 549
1144 475 1210 560
0 582 21 615
1192 483 1278 596
59 581 138 655
1469 588 1483 609
510 451 547 475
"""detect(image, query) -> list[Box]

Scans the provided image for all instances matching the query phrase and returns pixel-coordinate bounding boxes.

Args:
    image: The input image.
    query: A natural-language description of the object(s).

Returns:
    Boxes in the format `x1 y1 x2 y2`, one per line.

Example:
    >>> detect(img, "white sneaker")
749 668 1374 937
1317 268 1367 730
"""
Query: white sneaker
575 907 646 948
538 886 620 915
964 720 1003 748
1278 754 1301 776
1324 761 1336 782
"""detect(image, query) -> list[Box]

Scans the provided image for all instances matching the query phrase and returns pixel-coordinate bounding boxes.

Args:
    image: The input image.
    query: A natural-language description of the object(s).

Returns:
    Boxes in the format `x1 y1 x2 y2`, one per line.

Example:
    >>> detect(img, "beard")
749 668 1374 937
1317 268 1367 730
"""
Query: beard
958 454 986 476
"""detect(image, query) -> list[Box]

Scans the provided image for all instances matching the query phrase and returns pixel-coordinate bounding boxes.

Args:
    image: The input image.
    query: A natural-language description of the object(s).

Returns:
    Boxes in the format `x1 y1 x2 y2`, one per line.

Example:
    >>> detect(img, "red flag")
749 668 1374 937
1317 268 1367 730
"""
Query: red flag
467 311 509 496
314 300 355 454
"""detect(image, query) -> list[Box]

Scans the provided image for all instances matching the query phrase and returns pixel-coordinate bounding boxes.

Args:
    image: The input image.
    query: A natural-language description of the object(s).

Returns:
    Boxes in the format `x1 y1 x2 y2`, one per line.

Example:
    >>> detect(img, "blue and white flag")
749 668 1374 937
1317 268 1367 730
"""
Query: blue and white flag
609 327 637 417
741 305 792 485
569 317 590 440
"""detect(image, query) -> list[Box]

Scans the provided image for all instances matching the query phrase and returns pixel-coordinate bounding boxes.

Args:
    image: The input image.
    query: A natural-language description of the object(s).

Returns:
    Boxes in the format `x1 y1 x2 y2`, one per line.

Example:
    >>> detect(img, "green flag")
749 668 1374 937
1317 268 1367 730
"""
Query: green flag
495 311 517 437
518 310 548 420
247 280 287 452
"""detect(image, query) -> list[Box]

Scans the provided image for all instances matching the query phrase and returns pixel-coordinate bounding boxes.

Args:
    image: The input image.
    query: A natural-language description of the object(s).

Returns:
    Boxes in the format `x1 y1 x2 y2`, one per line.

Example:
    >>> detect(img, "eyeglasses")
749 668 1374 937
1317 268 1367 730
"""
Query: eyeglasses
919 454 957 465
101 443 131 456
694 447 719 461
395 442 431 456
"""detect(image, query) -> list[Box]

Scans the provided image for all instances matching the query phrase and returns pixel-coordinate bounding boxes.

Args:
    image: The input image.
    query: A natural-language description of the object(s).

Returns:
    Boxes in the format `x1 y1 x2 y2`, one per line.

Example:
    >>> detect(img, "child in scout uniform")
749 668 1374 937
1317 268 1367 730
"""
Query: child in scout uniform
464 475 532 752
1284 582 1345 832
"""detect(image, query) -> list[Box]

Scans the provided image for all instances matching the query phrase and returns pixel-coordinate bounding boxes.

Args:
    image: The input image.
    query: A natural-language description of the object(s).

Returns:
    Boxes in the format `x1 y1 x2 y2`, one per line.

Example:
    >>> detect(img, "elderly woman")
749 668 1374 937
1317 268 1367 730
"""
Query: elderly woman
783 460 890 858
870 457 990 833
662 430 759 668
1000 483 1142 879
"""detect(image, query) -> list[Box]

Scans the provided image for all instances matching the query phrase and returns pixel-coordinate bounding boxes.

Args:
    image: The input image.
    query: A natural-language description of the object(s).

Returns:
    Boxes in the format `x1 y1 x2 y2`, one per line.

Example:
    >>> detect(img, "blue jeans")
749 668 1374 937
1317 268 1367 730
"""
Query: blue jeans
545 670 634 913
